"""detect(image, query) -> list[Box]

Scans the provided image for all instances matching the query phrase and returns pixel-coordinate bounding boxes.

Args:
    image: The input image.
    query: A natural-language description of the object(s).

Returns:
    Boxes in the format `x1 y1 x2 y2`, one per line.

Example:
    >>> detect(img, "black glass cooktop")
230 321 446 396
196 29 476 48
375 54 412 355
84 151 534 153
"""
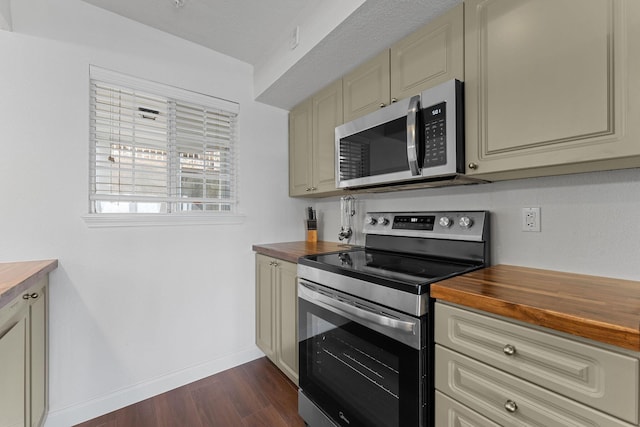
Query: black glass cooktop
299 248 480 294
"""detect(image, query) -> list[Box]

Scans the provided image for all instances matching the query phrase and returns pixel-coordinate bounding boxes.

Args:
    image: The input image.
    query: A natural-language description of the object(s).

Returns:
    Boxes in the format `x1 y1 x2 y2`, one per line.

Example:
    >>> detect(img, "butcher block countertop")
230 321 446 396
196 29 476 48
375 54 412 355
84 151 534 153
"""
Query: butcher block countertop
252 241 354 264
0 259 58 311
431 264 640 352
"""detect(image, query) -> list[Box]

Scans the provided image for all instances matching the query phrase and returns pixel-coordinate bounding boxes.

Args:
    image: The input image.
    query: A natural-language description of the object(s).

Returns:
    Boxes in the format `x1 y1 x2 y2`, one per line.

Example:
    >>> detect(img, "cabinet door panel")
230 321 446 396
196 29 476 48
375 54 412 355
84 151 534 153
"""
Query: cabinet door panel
0 317 27 427
391 3 464 101
312 80 342 193
30 287 47 427
435 303 639 424
436 391 501 427
436 345 635 427
343 50 391 122
255 255 275 359
465 0 640 178
484 0 609 149
276 260 298 385
289 99 313 196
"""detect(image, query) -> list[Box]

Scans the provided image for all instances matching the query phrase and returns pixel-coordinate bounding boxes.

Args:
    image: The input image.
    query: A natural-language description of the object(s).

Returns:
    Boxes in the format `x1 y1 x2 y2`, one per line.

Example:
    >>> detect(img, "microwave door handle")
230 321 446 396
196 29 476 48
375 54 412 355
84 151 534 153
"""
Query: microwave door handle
406 94 421 176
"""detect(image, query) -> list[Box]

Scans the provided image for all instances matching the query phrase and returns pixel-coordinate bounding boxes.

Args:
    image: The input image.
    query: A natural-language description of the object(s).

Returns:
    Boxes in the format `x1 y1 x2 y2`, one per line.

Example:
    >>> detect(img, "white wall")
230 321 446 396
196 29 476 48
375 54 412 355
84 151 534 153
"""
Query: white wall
314 168 640 280
0 1 306 426
0 0 10 30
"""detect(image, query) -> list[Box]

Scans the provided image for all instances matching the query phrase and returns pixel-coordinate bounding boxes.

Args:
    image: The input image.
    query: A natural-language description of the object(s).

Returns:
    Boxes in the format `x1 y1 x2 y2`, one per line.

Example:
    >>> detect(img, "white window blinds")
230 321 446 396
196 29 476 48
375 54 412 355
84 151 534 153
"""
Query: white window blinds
89 67 239 215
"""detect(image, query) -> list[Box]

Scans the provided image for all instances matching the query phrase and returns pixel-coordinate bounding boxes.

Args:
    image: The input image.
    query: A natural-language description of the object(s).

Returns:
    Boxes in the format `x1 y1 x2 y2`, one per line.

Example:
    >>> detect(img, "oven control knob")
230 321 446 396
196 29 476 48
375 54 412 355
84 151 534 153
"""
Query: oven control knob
377 216 389 226
438 217 452 228
459 216 474 229
365 216 377 225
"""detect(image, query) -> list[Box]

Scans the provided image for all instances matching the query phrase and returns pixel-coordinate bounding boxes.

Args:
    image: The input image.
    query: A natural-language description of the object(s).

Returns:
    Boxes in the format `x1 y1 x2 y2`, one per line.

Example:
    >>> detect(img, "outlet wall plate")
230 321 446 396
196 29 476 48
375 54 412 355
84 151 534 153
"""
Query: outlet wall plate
522 207 541 232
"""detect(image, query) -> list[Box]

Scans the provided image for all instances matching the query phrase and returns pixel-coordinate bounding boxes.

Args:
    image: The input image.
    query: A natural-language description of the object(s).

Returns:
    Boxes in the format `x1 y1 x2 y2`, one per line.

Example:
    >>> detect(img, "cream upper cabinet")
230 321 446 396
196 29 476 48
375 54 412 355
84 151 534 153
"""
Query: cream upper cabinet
343 50 391 123
288 99 313 197
390 3 464 101
289 80 343 197
343 3 464 123
312 80 343 194
255 254 299 384
465 0 640 180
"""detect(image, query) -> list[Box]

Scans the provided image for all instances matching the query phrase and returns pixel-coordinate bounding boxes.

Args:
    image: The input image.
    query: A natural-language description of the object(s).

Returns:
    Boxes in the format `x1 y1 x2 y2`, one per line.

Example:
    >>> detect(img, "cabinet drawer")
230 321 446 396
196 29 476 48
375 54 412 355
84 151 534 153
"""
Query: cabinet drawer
436 391 500 427
436 345 635 427
435 303 639 424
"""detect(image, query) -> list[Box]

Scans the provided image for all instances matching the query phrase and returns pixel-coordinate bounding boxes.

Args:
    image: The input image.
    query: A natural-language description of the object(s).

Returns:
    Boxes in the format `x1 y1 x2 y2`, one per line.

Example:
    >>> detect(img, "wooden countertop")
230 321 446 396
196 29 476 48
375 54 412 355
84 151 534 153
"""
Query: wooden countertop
431 264 640 352
0 260 58 311
252 241 355 264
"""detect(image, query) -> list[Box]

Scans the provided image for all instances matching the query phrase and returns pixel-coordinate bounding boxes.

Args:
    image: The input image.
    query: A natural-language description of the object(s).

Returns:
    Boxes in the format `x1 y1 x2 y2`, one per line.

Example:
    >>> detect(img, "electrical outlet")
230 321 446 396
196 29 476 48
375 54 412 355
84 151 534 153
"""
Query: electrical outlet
522 207 541 232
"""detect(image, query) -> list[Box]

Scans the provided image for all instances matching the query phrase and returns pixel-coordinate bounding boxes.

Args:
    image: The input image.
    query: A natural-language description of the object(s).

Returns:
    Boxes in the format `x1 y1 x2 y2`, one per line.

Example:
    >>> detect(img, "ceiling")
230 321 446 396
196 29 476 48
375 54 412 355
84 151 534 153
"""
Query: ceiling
80 0 460 109
81 0 315 66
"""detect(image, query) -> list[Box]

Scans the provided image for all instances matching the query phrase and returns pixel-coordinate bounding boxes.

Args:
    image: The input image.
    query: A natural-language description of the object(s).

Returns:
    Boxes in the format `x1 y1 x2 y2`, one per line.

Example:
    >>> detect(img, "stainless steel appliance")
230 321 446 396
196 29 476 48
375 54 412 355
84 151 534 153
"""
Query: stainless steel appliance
335 80 479 190
297 211 489 427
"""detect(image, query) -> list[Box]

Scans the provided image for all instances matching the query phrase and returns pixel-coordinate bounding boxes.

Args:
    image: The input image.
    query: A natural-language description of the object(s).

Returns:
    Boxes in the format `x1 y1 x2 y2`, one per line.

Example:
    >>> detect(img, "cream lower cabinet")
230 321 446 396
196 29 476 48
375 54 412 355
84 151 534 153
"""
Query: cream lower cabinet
464 0 640 180
343 3 464 122
255 254 298 384
0 279 48 427
434 302 640 427
289 79 343 197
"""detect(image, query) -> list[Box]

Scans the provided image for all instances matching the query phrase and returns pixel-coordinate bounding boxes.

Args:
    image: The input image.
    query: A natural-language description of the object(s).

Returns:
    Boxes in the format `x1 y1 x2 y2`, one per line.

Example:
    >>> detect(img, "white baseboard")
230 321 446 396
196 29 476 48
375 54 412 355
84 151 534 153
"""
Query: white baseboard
45 347 265 427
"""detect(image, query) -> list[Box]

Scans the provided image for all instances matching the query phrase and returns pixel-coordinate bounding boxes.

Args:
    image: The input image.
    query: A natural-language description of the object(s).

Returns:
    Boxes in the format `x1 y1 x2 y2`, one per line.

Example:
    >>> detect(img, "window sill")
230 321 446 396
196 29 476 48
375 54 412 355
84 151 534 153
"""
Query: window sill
82 213 246 228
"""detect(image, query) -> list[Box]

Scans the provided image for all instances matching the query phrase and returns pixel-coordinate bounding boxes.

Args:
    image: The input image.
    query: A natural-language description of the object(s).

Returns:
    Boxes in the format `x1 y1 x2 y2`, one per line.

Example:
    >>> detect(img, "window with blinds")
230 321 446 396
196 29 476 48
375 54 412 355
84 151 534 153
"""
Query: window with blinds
89 67 239 215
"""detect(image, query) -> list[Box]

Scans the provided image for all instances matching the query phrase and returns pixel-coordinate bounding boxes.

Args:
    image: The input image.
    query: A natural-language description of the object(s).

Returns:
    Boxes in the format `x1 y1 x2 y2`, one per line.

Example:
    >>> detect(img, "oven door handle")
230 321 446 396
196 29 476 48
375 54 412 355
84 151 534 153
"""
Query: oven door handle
299 283 416 334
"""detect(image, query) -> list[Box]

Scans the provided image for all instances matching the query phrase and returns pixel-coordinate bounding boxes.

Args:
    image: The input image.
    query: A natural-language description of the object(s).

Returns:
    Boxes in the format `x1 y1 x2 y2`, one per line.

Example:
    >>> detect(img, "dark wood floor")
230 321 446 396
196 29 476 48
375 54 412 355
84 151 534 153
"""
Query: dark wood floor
75 357 305 427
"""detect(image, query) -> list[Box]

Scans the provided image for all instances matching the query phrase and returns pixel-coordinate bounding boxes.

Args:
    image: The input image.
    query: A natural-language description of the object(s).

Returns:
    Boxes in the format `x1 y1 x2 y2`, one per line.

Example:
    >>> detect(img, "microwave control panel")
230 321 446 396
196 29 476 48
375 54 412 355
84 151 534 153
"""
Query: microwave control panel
422 101 447 168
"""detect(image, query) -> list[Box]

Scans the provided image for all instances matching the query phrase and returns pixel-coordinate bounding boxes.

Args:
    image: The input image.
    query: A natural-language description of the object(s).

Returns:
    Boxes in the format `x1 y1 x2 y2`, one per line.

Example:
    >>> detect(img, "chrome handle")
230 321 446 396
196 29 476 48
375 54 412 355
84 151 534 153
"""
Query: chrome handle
299 283 415 334
269 261 279 267
503 344 516 356
22 293 39 300
504 400 518 413
379 102 386 108
468 162 478 170
406 94 421 176
391 97 398 103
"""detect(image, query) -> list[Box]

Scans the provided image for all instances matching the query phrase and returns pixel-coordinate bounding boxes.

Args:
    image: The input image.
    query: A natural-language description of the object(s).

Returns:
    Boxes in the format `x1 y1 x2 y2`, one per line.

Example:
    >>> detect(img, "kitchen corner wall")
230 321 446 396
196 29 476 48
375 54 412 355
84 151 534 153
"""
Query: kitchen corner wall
0 1 306 426
314 168 640 281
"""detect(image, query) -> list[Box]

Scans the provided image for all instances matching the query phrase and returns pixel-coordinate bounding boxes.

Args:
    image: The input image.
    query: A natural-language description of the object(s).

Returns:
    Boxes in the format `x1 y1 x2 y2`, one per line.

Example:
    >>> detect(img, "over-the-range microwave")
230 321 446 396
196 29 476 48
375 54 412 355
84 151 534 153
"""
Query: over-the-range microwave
335 79 476 190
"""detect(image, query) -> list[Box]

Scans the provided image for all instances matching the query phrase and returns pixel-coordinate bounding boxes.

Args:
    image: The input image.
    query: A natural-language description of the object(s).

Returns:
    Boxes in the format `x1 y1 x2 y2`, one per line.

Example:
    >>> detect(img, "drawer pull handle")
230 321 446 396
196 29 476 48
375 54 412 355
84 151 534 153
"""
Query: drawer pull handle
504 400 518 413
503 344 516 356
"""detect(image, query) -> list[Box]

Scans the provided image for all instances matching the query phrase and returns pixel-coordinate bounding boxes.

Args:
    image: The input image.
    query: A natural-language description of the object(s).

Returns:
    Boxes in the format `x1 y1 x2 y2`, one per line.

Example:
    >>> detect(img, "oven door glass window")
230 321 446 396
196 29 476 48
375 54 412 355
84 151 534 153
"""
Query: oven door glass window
299 297 424 427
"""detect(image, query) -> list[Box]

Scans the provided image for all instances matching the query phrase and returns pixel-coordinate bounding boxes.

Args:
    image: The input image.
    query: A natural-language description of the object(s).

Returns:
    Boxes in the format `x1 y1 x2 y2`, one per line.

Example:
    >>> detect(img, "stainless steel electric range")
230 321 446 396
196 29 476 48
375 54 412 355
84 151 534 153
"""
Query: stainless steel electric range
297 211 489 427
